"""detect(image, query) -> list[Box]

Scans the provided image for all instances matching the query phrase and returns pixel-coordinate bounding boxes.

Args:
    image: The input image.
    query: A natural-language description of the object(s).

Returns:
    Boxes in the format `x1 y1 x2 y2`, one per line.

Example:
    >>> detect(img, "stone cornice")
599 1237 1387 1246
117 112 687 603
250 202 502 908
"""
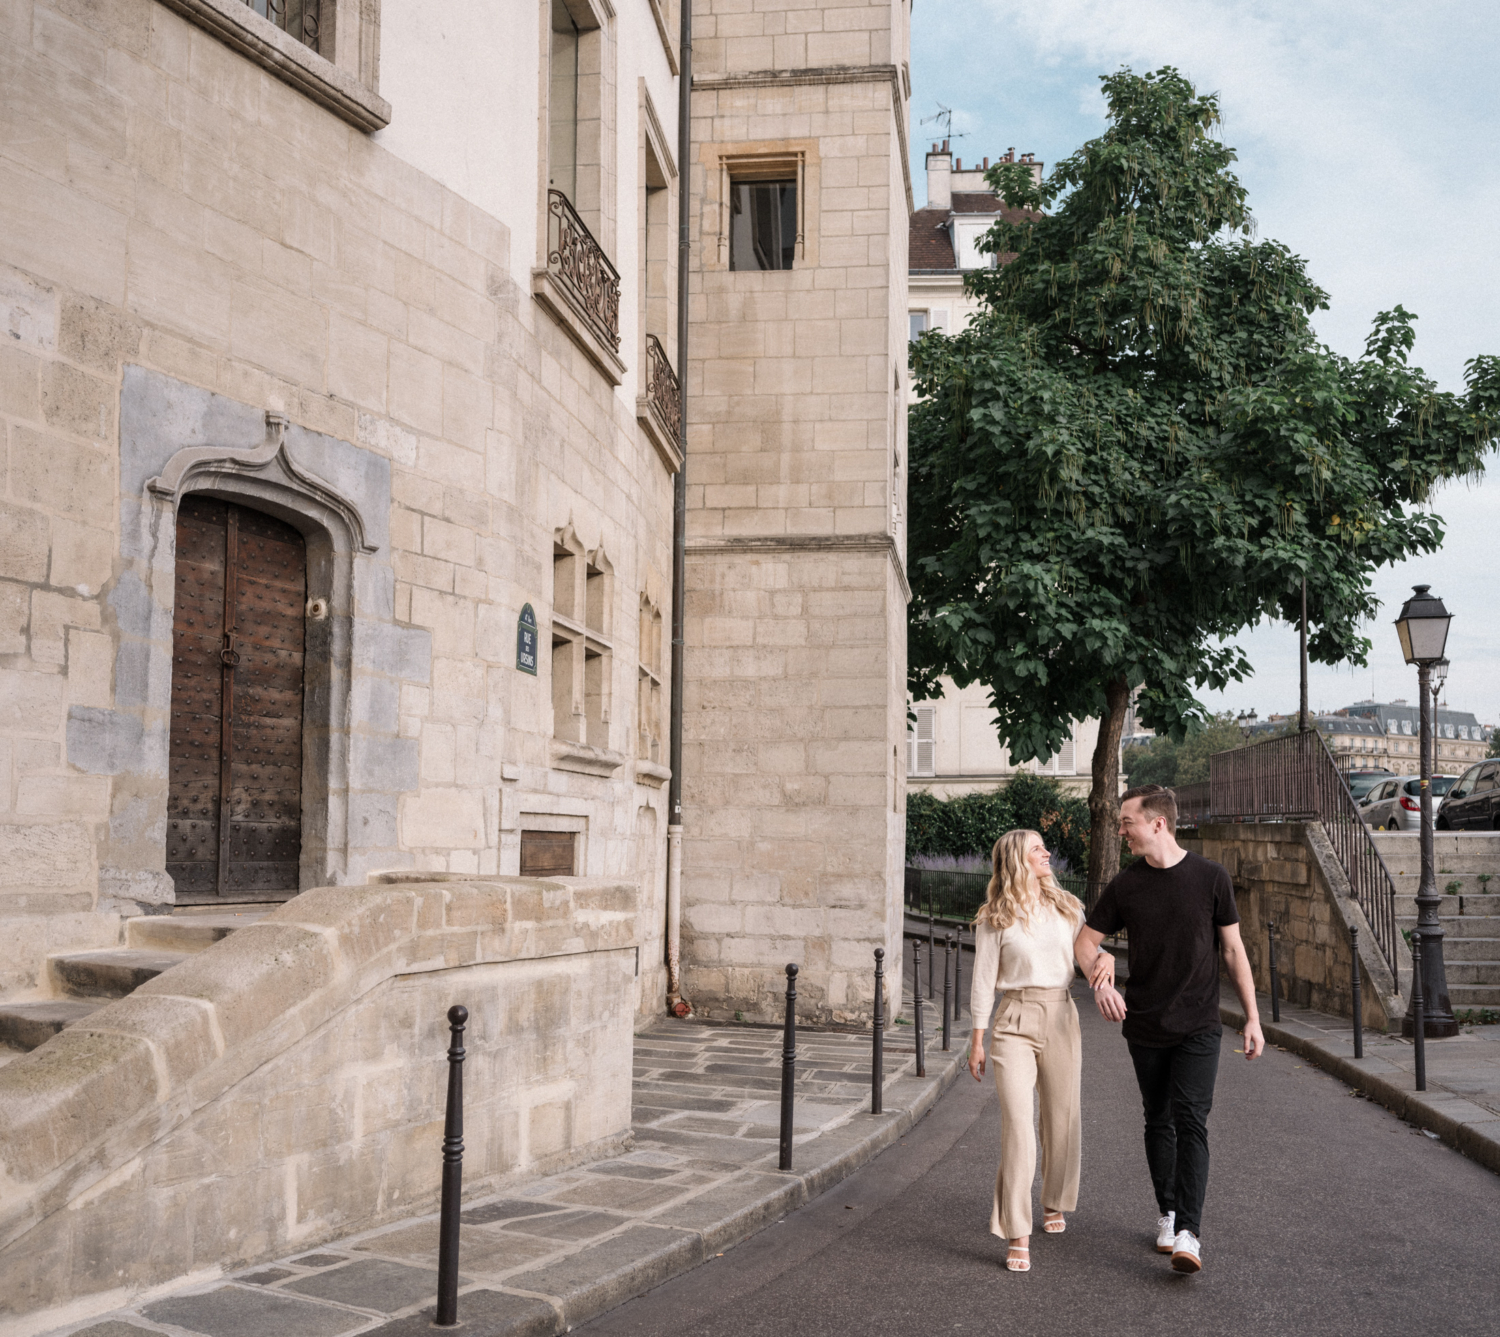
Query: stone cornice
693 65 913 214
686 533 910 602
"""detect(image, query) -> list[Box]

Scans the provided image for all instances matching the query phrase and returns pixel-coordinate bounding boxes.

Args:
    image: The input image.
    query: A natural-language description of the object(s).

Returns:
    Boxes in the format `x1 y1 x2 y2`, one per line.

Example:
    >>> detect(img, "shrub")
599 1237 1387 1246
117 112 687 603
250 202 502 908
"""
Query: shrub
906 773 1090 872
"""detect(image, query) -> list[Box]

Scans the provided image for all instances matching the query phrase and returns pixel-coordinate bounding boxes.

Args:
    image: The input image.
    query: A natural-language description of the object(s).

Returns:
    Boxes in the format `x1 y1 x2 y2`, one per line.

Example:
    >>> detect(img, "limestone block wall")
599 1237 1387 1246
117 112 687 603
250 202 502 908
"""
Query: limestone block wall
678 0 912 1023
0 875 637 1325
0 1 676 1022
1191 823 1408 1032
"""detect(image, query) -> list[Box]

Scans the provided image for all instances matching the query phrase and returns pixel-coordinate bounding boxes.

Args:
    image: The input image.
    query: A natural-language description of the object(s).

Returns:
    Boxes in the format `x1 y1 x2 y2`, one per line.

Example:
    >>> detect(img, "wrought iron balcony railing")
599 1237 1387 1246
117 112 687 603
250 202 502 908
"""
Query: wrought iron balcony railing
643 334 681 443
545 190 621 353
247 0 321 51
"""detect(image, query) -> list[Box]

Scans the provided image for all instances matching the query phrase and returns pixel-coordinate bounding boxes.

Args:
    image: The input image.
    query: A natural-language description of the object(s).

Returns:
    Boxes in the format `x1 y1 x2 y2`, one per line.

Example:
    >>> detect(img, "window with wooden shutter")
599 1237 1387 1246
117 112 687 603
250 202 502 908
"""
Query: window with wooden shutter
520 829 576 877
908 706 936 776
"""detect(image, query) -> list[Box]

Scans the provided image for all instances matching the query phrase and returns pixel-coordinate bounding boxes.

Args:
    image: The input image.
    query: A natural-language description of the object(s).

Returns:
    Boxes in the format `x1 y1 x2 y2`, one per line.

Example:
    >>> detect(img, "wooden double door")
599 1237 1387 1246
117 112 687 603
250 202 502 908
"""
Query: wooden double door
166 497 307 902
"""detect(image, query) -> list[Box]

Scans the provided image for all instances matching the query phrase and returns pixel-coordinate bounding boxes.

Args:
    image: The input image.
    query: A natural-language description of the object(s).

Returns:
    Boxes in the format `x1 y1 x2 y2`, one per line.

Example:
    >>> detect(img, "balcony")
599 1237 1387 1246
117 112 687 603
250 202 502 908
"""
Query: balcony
532 190 626 384
636 334 683 472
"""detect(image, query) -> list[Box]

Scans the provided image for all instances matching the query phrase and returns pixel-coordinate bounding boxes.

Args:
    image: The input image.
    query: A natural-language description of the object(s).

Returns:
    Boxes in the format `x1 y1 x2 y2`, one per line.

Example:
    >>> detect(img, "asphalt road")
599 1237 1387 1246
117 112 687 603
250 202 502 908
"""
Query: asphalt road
579 985 1500 1337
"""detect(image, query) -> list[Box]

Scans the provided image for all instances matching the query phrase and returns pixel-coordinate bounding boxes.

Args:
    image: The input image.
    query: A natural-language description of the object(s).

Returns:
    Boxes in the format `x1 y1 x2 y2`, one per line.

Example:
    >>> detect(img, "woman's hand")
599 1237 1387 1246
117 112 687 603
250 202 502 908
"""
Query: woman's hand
968 1032 987 1081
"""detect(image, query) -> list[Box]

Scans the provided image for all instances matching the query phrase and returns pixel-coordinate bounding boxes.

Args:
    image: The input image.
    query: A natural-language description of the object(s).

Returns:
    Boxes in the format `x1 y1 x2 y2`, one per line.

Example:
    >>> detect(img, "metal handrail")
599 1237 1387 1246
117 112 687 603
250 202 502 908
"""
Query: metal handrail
643 333 681 440
545 190 621 352
1206 731 1400 973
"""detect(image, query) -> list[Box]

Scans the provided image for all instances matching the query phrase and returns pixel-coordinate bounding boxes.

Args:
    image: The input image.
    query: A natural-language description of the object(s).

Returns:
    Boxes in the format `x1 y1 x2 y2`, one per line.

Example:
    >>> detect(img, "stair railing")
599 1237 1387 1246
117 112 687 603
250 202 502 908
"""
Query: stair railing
1207 730 1401 975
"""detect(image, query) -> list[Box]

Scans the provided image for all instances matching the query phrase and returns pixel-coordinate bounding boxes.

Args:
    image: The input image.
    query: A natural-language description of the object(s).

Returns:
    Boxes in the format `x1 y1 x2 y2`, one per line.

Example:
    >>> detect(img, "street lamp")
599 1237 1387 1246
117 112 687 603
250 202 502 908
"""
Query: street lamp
1394 585 1458 1039
1431 658 1449 774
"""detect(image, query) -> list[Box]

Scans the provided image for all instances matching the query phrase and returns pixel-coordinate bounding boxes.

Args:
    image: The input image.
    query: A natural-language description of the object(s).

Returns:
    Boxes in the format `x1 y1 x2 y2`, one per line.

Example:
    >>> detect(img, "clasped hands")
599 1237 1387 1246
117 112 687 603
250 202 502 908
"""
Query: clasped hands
1089 952 1127 1022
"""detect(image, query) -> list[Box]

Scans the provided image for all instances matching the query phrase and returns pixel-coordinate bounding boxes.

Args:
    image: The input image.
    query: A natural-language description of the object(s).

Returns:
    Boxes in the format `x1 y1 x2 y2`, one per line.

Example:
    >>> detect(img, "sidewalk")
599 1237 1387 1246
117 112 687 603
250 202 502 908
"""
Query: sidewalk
34 1013 967 1337
1220 987 1500 1175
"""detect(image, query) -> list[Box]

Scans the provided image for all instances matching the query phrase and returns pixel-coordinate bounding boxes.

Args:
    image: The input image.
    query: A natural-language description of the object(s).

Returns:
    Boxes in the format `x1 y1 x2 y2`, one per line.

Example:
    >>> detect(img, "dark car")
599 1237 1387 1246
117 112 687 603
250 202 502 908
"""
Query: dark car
1344 768 1396 803
1437 761 1500 830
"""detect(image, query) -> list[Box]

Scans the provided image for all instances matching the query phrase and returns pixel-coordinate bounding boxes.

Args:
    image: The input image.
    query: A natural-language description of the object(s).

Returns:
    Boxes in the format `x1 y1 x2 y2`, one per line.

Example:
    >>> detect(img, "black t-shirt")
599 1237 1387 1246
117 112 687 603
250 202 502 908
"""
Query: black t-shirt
1085 851 1240 1047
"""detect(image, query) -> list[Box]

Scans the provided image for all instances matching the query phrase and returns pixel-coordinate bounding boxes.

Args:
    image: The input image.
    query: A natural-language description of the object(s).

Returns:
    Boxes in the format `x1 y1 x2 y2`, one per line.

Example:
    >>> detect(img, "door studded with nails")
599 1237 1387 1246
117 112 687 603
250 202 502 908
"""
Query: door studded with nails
167 496 307 902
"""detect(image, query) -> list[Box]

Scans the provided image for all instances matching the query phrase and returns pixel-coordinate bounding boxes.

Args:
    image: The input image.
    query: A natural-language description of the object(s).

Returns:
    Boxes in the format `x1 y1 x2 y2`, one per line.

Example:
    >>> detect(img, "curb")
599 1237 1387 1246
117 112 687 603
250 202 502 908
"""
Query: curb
371 1040 970 1336
1220 1002 1500 1177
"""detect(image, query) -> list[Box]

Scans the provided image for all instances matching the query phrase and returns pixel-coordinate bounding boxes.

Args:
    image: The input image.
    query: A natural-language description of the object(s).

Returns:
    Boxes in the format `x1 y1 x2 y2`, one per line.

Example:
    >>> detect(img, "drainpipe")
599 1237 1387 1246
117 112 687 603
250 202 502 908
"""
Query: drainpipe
666 0 692 1018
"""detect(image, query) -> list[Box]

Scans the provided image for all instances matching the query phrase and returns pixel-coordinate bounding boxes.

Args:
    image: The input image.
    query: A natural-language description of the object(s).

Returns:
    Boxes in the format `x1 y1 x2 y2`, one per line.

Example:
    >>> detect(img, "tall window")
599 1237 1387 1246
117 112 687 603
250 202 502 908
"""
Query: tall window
638 598 663 762
730 181 797 270
549 0 580 202
551 528 613 749
908 311 928 342
908 706 936 777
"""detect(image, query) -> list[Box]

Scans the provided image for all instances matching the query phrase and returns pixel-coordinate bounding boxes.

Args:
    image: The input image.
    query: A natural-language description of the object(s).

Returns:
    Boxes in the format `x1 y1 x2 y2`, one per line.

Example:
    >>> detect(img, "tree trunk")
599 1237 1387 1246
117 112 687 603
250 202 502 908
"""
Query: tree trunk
1086 674 1131 908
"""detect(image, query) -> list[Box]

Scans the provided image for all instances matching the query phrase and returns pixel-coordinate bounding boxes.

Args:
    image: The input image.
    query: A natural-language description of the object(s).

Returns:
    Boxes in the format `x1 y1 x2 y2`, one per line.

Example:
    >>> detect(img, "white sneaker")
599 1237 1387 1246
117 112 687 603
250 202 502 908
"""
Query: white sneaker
1170 1229 1202 1273
1154 1211 1176 1253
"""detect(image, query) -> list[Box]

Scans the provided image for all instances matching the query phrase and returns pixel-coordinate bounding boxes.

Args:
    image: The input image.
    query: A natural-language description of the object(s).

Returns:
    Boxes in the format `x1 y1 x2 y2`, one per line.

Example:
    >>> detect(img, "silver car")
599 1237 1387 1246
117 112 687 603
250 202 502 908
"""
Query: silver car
1359 774 1457 830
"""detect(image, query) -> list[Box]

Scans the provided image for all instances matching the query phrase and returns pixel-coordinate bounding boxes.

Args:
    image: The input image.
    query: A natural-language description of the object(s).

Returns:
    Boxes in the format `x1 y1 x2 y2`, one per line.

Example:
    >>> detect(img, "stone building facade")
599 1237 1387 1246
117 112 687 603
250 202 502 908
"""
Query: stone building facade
677 0 914 1023
0 0 912 1041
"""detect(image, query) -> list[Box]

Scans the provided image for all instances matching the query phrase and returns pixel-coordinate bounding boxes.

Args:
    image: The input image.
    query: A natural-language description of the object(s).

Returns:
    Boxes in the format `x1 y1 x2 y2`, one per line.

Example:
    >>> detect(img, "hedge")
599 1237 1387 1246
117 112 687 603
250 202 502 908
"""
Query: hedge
905 773 1091 873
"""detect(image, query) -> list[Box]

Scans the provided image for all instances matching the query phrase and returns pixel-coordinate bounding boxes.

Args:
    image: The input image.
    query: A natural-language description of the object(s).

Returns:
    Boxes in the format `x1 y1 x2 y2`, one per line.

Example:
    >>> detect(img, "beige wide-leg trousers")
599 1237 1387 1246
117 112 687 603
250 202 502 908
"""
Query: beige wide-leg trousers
988 986 1082 1240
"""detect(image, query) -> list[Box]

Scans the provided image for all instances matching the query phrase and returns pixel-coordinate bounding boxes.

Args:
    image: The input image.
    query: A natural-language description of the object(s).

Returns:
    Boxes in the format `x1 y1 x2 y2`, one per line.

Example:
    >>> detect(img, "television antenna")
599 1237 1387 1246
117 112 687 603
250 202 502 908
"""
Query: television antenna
919 103 968 141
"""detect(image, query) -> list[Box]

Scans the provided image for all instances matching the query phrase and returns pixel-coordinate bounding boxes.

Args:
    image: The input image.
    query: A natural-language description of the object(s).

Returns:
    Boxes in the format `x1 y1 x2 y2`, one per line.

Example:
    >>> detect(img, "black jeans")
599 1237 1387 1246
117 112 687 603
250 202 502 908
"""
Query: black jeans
1127 1028 1221 1239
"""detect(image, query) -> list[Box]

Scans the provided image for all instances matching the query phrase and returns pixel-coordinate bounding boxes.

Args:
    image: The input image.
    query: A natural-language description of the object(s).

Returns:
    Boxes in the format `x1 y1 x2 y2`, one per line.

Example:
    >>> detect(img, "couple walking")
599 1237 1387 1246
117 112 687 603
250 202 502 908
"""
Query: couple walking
965 784 1266 1274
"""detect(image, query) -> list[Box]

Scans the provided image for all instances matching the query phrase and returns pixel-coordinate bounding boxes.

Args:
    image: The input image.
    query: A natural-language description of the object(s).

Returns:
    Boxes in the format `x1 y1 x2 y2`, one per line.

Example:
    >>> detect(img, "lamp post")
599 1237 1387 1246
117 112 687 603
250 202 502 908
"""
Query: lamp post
1430 658 1449 775
1395 585 1458 1039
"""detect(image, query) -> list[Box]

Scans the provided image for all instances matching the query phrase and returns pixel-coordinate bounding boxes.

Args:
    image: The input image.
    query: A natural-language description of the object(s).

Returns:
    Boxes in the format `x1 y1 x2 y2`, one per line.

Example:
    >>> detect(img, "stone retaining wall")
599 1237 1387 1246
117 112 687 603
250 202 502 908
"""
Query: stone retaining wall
0 875 636 1325
1189 823 1409 1032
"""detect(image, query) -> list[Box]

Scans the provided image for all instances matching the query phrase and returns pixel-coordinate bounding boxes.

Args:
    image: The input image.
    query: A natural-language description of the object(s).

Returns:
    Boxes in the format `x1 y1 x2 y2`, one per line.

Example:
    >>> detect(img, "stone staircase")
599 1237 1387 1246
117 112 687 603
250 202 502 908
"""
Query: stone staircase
1373 831 1500 1011
0 908 266 1063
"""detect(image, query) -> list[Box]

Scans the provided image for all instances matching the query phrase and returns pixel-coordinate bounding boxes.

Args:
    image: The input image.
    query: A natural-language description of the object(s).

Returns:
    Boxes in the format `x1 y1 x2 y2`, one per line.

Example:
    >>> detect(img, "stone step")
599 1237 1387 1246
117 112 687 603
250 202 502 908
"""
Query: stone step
48 949 187 999
0 999 102 1053
1390 873 1497 896
1396 915 1500 938
126 909 268 954
1424 937 1500 962
1450 985 1500 1009
1442 961 1500 985
1395 894 1500 917
1371 831 1500 856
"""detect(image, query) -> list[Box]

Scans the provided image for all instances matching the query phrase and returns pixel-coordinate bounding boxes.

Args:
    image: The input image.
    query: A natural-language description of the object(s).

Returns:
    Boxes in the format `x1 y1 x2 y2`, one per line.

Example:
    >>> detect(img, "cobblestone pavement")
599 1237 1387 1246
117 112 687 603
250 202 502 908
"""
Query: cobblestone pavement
38 1014 966 1337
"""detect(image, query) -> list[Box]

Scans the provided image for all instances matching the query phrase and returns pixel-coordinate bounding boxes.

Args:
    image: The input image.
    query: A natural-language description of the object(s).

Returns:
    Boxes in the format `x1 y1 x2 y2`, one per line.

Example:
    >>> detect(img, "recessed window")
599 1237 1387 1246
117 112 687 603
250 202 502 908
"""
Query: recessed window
250 0 322 51
909 311 929 342
549 0 581 202
521 829 576 877
730 180 797 271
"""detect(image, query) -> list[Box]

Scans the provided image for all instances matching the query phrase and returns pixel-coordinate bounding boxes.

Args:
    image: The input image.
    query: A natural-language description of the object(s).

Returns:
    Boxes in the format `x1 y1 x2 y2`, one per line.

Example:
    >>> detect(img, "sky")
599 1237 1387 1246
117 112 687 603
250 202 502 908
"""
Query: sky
909 0 1500 725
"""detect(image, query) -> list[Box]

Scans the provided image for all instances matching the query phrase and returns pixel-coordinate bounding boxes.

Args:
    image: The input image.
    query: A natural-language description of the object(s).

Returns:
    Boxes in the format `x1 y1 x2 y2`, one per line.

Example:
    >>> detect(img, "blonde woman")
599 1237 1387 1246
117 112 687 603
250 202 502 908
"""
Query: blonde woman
967 828 1085 1273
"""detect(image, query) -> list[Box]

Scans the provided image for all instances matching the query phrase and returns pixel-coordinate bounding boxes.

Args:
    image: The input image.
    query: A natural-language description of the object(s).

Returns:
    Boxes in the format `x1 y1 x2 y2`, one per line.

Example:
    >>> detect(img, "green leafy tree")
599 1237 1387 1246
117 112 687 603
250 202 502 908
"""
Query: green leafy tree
1175 715 1251 785
908 67 1499 902
905 773 1090 873
1123 734 1179 786
1486 730 1500 760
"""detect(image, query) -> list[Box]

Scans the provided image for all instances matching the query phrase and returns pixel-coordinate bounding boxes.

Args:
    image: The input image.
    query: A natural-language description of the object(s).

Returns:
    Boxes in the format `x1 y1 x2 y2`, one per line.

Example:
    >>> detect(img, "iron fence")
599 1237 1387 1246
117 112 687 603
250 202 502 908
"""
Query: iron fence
1207 730 1400 971
903 867 1087 925
1174 781 1211 828
545 190 621 352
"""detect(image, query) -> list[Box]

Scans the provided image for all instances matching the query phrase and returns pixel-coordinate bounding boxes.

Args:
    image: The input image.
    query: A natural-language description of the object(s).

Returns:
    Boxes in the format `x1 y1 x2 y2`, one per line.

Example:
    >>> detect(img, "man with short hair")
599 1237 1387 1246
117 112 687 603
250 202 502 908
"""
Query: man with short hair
1074 783 1264 1274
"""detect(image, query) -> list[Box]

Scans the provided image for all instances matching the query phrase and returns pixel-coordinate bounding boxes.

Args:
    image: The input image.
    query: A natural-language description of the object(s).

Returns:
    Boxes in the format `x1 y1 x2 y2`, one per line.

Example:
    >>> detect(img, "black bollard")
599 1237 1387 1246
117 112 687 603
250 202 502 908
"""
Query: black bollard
1267 921 1281 1024
871 948 885 1115
911 938 926 1079
435 1004 468 1328
953 926 964 1020
942 933 954 1051
1350 923 1363 1060
779 963 798 1171
927 910 936 996
1411 931 1426 1092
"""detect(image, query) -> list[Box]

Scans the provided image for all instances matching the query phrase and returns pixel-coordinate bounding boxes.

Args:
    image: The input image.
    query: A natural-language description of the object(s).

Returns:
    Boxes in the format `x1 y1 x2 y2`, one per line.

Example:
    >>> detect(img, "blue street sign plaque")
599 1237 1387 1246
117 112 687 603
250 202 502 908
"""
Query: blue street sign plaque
516 603 538 675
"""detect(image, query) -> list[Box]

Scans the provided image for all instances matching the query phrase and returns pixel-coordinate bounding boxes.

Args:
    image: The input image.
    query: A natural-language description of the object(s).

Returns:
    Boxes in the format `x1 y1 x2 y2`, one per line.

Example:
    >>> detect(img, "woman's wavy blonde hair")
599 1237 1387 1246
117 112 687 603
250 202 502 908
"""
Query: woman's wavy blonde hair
975 828 1083 932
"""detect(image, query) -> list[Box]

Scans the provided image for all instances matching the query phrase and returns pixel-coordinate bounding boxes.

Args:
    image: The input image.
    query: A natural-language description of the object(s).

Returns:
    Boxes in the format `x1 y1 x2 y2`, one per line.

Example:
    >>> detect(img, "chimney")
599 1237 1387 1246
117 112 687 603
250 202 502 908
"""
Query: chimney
926 140 952 210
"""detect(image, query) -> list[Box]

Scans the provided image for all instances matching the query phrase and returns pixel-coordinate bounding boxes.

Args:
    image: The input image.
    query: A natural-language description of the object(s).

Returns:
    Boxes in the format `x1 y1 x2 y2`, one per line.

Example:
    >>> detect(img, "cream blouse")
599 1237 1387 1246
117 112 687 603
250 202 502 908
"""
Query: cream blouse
969 900 1082 1029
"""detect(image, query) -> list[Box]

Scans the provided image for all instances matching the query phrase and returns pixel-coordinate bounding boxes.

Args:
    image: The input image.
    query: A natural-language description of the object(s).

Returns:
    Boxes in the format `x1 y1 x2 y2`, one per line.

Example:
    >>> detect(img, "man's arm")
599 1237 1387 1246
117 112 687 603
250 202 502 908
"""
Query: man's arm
1075 924 1126 1022
1218 922 1265 1059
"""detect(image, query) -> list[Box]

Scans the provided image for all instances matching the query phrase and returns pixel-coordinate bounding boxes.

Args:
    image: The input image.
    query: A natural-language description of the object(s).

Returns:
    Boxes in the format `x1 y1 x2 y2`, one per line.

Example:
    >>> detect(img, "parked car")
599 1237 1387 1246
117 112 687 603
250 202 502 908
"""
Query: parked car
1437 761 1500 830
1344 768 1396 803
1360 774 1457 830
